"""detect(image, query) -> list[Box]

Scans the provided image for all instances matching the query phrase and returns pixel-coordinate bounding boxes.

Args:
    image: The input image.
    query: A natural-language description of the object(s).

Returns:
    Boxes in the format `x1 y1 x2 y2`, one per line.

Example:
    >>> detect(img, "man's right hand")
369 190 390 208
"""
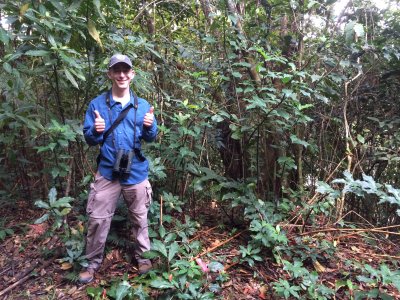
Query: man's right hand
94 110 105 133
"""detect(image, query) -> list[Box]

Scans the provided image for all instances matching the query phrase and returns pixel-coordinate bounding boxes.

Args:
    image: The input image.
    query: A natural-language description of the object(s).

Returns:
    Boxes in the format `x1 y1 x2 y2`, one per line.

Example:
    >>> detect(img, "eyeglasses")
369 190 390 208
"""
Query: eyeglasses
109 65 132 74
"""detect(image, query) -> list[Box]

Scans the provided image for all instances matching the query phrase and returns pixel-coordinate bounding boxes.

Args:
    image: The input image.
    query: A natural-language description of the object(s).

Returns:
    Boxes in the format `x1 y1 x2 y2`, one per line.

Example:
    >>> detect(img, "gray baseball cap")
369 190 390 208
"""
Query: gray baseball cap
108 54 132 69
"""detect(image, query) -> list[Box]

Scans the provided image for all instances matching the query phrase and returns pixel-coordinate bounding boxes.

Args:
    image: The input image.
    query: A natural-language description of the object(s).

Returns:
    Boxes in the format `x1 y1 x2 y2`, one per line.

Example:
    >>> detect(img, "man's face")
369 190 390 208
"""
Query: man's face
107 63 134 90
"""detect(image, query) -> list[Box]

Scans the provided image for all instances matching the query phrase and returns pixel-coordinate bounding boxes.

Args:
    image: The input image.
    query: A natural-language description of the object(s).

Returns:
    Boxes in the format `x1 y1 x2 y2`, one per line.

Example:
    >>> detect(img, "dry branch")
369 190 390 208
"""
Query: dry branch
191 230 245 261
295 225 400 237
0 253 58 297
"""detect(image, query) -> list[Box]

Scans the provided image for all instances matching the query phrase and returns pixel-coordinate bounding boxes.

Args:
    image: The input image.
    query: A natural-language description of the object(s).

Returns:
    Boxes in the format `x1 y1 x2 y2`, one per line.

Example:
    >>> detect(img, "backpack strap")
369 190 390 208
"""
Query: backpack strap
100 91 138 147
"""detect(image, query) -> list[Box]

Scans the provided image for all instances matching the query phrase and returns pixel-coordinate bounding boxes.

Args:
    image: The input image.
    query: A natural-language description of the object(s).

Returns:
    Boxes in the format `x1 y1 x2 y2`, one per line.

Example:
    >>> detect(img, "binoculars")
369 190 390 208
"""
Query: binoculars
113 149 134 179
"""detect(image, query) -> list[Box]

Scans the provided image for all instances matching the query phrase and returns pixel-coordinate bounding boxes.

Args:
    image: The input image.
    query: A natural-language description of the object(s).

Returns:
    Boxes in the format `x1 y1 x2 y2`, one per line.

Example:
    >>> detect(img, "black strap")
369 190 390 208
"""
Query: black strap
100 90 138 146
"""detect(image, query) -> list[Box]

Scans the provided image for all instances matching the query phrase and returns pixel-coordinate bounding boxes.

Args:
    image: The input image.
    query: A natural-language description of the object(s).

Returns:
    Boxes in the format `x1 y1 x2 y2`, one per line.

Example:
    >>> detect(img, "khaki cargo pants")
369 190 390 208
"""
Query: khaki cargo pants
84 173 152 271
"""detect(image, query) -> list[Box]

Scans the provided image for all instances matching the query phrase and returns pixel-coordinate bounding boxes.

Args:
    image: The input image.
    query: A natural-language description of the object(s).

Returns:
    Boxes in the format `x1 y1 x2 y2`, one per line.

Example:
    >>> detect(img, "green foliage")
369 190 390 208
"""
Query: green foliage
273 279 302 299
273 259 335 299
239 244 262 267
148 258 226 299
0 219 14 241
86 278 148 300
35 119 81 179
144 215 199 271
34 187 74 229
318 171 400 219
276 236 336 266
59 226 88 269
250 220 288 248
354 264 400 299
142 218 227 298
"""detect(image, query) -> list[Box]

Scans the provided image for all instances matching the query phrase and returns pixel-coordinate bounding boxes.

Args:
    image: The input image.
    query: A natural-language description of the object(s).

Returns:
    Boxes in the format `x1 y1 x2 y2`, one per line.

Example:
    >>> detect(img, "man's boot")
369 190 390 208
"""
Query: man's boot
138 260 152 274
79 268 95 284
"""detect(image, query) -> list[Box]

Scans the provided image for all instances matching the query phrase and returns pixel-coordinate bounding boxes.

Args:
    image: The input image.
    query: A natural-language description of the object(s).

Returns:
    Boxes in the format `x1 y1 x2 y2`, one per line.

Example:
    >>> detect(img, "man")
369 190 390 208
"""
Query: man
80 54 157 284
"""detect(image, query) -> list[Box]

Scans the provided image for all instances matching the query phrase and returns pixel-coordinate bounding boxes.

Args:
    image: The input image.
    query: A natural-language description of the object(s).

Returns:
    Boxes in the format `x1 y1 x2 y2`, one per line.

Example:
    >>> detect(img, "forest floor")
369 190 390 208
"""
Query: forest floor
1 199 400 299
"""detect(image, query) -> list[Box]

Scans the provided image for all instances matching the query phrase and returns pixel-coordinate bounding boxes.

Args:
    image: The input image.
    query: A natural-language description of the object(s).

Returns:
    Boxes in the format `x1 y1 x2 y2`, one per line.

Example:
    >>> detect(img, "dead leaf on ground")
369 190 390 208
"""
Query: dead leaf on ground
210 239 221 248
259 285 268 299
60 262 73 270
313 260 326 272
27 223 48 237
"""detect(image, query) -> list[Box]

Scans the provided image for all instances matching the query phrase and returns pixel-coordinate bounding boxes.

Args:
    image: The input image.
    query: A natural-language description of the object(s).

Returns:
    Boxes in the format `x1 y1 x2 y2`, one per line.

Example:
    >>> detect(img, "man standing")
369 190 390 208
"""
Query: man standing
80 54 157 284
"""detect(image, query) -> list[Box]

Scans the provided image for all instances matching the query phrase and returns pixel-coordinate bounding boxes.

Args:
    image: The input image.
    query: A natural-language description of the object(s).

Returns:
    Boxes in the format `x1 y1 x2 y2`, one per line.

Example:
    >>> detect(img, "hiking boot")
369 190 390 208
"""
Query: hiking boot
78 268 95 284
138 260 152 274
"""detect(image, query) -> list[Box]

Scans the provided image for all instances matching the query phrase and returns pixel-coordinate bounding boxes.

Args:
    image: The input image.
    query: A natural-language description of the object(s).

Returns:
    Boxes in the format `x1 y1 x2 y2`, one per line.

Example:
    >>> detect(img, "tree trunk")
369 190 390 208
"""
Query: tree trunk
199 0 213 25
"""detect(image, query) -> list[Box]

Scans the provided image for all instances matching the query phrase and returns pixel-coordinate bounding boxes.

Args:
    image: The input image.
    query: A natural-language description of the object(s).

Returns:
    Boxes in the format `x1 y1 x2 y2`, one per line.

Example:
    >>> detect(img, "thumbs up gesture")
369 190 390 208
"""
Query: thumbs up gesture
143 106 154 127
94 110 105 133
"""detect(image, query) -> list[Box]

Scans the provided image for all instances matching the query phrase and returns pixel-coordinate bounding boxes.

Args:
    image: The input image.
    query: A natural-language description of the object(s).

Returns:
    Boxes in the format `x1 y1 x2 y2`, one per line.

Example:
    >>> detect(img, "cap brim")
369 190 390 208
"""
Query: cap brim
109 62 132 69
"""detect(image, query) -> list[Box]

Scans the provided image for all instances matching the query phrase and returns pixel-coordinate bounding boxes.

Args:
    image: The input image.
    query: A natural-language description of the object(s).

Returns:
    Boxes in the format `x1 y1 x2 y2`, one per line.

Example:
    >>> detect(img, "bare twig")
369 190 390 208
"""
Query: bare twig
188 226 219 243
295 225 400 237
0 252 59 297
191 230 245 261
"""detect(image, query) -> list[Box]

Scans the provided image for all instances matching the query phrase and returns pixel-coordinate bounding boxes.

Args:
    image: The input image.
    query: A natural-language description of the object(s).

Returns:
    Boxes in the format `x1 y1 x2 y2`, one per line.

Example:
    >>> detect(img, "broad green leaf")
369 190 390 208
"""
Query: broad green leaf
93 0 106 23
245 95 267 111
203 36 216 44
228 14 238 26
233 62 252 68
290 135 309 148
340 60 350 67
68 0 82 11
52 197 73 208
49 0 65 15
211 114 224 123
25 50 50 57
35 200 50 209
281 75 292 83
391 274 400 291
152 239 168 258
115 280 131 300
3 62 12 73
150 279 174 289
64 69 79 89
141 250 160 259
244 86 255 93
310 74 321 82
277 156 297 170
232 72 242 78
0 28 10 45
145 44 162 59
353 23 365 38
164 233 177 244
344 21 356 43
34 213 49 224
70 68 86 81
282 89 296 100
167 242 179 262
86 286 103 297
47 34 57 48
60 208 71 216
307 0 319 9
48 187 57 204
159 225 166 238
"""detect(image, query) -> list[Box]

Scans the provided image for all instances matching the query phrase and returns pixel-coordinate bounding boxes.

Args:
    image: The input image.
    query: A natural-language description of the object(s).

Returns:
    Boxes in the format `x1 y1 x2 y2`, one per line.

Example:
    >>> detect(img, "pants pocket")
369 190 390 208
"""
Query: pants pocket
86 173 103 215
145 183 153 208
86 183 96 214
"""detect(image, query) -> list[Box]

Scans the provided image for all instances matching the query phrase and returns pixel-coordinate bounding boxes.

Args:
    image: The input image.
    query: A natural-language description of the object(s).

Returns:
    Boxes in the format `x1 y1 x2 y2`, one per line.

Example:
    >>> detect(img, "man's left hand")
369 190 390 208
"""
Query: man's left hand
144 107 154 127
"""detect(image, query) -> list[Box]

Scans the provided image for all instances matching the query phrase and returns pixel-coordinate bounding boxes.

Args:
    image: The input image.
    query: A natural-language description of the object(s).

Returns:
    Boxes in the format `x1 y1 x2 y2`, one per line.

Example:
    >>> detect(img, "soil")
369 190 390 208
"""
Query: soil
1 200 400 299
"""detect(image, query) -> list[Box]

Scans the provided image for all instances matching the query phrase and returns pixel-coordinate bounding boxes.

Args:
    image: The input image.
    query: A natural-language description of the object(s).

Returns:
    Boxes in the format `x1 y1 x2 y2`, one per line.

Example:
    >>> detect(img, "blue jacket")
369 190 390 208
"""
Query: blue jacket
83 90 157 184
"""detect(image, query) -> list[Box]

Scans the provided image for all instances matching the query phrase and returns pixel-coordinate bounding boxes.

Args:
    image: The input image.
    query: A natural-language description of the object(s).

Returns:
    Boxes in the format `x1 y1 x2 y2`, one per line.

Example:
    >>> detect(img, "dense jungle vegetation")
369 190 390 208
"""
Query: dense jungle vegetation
1 0 400 299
